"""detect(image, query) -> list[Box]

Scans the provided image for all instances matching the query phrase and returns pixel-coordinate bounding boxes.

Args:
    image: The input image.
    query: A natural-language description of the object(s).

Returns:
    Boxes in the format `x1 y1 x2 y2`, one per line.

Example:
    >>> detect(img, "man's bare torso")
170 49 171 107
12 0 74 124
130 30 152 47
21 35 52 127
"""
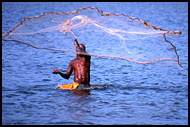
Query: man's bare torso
70 55 91 85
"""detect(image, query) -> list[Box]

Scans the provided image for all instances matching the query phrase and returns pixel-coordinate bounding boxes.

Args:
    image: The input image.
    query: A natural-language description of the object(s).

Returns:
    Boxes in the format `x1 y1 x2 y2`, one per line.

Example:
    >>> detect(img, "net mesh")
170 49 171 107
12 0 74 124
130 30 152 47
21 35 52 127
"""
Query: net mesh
2 6 182 67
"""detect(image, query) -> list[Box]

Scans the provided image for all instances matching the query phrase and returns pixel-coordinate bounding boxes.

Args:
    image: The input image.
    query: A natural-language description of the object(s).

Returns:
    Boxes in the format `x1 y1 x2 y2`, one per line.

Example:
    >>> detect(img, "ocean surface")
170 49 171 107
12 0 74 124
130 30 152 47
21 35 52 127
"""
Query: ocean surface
2 2 188 125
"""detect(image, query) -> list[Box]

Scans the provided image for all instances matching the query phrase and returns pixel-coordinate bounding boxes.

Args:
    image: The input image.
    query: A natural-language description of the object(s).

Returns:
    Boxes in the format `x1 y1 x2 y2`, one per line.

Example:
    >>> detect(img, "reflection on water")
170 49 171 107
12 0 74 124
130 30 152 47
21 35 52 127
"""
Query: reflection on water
73 90 91 96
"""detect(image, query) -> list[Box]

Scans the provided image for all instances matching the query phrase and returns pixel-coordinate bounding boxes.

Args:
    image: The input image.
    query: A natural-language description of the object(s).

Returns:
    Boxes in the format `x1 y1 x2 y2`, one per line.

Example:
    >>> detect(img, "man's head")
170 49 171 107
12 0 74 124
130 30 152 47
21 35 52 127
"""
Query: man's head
72 42 86 53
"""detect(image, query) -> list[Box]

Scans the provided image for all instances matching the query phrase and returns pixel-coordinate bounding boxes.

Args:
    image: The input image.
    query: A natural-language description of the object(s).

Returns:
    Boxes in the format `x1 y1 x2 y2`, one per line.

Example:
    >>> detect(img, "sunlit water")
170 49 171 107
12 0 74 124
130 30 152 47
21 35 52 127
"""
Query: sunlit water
2 2 188 125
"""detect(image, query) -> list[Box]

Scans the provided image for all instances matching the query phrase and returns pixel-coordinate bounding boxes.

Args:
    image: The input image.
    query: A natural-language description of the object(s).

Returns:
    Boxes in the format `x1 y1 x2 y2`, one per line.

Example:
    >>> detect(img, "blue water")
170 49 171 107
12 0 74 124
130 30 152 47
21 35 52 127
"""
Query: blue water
2 2 188 125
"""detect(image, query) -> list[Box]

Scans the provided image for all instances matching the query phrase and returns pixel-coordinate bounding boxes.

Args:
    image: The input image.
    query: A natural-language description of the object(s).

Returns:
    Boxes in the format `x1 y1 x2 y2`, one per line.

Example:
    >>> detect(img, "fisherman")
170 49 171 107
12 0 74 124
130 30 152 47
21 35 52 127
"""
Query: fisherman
53 38 91 90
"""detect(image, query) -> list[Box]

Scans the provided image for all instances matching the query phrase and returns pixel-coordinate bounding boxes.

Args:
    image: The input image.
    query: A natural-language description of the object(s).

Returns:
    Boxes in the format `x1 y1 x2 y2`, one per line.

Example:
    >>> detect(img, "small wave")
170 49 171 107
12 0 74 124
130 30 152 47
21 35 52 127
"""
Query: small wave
17 90 36 95
42 78 51 81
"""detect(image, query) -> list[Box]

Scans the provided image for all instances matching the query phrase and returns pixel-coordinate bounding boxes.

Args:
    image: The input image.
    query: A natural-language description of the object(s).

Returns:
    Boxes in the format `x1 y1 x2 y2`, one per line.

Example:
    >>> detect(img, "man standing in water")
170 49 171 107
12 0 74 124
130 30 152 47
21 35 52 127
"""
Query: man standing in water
53 39 91 90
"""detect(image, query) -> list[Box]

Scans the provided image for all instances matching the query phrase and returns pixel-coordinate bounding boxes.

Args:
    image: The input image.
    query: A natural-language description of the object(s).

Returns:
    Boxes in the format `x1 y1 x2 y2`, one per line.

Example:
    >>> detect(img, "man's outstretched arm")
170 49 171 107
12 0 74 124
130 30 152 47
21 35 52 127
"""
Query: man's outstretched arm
53 62 73 79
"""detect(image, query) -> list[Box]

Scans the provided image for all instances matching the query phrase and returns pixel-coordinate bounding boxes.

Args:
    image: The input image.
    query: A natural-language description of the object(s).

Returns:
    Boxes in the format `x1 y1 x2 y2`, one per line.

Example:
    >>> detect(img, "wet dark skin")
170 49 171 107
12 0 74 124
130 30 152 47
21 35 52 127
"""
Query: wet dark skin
53 39 91 86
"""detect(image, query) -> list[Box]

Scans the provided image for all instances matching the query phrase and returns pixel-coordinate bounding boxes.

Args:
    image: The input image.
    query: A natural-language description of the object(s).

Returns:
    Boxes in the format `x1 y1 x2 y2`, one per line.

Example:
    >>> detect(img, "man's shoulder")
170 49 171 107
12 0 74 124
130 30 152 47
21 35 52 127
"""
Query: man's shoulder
70 58 78 65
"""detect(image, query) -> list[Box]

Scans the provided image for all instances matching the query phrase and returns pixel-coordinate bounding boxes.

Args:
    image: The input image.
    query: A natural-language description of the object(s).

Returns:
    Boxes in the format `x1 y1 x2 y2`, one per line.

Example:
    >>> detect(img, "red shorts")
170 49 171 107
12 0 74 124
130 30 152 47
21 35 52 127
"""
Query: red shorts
58 82 79 90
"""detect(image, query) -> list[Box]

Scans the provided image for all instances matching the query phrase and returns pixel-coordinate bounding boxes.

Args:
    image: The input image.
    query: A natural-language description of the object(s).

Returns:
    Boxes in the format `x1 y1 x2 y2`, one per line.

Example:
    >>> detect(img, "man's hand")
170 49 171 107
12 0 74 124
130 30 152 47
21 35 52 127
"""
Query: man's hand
52 69 60 74
74 38 79 47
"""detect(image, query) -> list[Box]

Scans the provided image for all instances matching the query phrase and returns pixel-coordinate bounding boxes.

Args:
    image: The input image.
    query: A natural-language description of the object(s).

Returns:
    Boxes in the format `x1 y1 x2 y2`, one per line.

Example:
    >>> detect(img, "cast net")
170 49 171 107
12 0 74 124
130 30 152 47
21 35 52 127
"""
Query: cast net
2 7 182 67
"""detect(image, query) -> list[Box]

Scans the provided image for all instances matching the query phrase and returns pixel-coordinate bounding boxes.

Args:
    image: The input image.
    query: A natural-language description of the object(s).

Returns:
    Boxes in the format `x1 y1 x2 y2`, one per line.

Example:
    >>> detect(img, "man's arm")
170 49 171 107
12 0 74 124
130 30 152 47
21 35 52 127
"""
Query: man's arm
53 62 73 79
